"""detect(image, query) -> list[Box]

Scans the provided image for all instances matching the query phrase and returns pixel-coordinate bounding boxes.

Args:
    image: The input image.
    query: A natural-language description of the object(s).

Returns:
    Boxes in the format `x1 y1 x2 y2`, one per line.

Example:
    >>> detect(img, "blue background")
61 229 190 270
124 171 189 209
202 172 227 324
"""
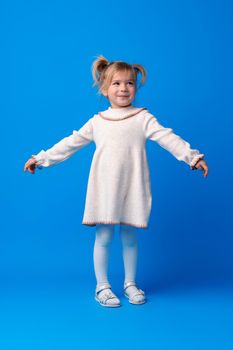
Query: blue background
1 0 232 349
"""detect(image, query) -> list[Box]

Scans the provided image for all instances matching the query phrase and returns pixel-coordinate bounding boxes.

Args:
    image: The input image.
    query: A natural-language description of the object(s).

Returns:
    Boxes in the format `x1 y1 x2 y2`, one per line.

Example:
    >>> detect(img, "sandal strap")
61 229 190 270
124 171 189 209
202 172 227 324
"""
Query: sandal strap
96 286 119 305
124 281 136 291
100 292 117 303
130 288 145 299
124 283 145 299
95 283 111 295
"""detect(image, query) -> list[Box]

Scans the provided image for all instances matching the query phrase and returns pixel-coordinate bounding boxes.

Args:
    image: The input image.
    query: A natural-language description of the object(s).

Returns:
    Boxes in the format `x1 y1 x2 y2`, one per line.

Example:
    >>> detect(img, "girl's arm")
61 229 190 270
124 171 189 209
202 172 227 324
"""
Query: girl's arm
27 118 93 169
144 113 207 173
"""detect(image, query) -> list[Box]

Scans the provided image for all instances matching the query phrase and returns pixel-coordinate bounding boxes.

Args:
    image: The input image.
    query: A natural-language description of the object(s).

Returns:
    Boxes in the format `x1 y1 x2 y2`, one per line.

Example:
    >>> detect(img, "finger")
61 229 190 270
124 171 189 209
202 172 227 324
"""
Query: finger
196 164 206 176
24 160 33 171
202 165 208 177
24 163 30 172
25 162 36 173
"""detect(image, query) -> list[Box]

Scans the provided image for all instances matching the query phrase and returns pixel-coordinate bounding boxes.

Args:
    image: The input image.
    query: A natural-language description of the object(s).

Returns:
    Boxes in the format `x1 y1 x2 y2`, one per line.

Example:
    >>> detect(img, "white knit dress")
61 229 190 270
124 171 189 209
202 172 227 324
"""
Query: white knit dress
34 106 204 229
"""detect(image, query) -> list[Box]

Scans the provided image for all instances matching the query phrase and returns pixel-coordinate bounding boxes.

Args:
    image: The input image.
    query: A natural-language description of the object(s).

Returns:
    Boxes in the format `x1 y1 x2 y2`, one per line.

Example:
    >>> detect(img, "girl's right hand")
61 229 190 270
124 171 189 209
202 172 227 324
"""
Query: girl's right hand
24 156 38 174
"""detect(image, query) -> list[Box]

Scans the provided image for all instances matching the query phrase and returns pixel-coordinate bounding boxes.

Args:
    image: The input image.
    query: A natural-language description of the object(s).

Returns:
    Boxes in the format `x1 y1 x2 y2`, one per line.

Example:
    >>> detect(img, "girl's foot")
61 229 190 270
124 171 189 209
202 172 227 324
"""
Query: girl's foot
124 281 146 305
95 283 121 307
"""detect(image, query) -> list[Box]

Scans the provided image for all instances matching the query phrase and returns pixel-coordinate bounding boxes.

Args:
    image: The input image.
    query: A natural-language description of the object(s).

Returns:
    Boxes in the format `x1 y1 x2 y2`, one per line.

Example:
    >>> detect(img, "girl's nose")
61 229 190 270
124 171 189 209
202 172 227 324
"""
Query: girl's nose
120 84 127 91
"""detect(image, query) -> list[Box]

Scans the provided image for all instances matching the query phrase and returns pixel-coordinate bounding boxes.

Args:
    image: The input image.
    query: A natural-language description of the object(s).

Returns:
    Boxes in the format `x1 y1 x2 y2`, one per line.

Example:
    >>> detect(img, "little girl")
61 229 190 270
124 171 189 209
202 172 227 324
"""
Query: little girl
24 55 209 308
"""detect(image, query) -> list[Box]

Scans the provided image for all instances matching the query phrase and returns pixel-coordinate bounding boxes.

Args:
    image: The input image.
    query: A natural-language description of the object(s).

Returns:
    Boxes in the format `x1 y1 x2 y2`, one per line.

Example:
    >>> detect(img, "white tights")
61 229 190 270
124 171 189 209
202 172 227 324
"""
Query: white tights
93 224 138 288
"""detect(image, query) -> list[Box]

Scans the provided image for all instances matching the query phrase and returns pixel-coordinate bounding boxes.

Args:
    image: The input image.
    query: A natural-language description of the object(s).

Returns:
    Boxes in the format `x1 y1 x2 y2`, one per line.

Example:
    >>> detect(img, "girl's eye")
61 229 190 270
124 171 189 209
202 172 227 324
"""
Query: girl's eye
112 81 134 86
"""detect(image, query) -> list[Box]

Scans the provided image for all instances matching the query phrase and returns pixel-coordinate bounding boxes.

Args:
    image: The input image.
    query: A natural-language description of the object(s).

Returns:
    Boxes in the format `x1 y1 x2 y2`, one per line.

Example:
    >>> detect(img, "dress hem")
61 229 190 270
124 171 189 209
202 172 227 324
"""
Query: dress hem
82 221 148 229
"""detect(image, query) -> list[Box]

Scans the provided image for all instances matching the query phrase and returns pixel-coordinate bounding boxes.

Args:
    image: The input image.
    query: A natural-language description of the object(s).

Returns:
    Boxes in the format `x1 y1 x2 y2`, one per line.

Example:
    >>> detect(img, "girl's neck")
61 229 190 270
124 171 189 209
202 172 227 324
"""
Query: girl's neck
109 104 134 109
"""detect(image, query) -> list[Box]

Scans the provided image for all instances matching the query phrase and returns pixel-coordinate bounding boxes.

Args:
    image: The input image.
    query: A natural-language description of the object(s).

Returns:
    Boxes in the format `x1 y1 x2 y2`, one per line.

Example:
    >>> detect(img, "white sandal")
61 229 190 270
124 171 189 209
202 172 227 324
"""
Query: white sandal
124 281 146 305
95 283 121 308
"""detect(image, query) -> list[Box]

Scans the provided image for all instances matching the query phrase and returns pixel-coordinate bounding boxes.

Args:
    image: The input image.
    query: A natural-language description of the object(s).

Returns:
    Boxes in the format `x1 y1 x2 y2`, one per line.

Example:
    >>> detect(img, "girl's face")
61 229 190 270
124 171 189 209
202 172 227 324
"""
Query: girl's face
103 70 136 108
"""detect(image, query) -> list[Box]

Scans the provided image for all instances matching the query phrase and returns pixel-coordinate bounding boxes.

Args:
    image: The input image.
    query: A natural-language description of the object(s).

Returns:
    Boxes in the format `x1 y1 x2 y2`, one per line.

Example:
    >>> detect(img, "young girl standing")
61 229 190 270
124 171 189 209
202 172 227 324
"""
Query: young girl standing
24 55 209 308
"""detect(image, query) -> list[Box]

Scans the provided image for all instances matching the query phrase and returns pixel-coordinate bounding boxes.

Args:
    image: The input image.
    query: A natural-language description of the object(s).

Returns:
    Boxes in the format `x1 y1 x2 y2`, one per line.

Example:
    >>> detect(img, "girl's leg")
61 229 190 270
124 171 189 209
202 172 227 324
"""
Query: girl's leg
119 224 138 284
120 224 145 303
93 224 120 306
93 224 114 286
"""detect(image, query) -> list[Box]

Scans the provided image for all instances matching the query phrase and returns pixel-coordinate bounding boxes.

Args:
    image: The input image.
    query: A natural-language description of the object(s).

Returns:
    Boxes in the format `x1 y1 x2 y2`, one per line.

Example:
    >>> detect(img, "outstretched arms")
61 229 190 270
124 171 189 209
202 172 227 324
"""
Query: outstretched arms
144 113 209 177
24 118 93 173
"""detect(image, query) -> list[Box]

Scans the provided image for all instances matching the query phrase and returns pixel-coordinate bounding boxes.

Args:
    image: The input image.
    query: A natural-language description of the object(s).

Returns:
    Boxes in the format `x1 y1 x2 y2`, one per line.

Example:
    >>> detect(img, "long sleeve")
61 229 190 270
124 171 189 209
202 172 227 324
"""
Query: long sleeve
144 113 204 169
34 118 94 167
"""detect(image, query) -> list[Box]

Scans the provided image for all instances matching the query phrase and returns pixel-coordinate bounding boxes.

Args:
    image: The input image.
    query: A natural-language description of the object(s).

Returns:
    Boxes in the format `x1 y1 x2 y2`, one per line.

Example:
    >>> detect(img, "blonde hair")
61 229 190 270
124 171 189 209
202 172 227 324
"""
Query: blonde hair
92 54 147 95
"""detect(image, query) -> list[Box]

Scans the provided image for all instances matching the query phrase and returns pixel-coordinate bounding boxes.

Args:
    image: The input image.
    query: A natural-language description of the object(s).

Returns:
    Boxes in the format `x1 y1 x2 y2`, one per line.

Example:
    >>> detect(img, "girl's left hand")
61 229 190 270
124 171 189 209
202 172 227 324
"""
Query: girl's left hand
193 159 209 178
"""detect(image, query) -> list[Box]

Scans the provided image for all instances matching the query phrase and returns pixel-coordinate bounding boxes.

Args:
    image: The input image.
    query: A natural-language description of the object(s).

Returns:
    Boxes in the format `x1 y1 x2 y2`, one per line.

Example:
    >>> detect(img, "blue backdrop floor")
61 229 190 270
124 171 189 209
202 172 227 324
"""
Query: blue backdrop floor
0 276 232 350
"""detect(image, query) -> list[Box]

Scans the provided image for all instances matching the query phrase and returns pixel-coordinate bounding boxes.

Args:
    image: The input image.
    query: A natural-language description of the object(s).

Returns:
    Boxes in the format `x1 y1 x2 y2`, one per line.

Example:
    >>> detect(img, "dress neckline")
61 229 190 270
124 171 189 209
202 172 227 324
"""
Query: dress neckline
98 106 146 121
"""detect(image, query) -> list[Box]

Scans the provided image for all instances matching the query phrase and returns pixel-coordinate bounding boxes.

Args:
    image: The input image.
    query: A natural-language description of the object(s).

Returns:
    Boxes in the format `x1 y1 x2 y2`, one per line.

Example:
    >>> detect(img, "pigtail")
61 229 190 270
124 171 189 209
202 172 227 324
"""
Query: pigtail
92 55 110 88
132 64 147 86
